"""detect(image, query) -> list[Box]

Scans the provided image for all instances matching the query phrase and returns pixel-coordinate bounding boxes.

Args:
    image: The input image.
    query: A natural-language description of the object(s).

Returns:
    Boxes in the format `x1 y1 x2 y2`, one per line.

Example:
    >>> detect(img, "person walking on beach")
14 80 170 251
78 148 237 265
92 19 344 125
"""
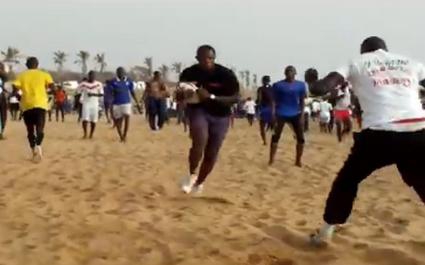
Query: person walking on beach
180 45 240 194
79 71 104 139
309 36 425 244
13 57 54 161
109 67 141 142
0 63 8 139
257 76 274 145
144 71 169 131
269 66 307 167
244 97 256 126
54 85 67 122
333 82 352 142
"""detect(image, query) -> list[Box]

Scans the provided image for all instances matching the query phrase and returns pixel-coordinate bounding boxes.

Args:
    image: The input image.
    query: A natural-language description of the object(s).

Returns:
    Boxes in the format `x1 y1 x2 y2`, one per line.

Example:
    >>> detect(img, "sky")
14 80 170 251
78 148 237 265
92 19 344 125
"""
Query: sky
1 0 425 83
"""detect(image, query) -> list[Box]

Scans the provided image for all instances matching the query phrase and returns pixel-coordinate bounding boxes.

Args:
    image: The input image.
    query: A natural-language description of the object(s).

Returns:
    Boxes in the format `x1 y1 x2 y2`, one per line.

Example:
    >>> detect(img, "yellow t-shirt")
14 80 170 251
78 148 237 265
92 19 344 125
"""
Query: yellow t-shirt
13 69 53 111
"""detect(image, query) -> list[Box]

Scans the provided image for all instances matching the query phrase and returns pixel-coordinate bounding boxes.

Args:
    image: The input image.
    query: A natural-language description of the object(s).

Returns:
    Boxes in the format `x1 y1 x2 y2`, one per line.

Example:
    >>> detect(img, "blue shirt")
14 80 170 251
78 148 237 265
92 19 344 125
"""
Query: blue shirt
108 78 134 105
273 80 306 117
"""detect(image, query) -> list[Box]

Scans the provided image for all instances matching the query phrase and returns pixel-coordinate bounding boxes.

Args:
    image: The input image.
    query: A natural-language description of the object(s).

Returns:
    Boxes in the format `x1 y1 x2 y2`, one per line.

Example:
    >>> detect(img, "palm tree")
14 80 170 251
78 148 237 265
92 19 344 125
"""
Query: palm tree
1 46 21 72
94 53 107 73
144 57 153 78
239 71 245 87
253 74 258 87
158 64 170 80
53 51 67 72
245 70 251 88
75 50 90 75
172 62 183 77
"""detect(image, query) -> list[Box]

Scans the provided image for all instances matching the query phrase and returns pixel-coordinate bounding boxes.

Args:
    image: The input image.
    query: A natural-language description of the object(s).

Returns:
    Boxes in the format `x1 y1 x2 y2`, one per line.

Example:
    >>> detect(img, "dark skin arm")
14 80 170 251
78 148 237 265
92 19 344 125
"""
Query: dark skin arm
197 70 240 106
309 72 346 97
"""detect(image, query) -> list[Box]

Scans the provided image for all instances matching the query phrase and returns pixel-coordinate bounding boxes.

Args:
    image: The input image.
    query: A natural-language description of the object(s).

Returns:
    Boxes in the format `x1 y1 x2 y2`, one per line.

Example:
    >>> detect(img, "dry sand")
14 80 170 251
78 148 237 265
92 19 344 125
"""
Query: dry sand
0 116 424 265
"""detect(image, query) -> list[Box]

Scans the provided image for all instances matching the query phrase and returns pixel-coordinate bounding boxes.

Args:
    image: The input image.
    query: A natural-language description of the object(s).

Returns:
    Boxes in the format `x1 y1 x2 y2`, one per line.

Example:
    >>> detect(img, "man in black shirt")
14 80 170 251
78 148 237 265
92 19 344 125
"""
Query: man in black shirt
257 75 273 145
180 45 240 194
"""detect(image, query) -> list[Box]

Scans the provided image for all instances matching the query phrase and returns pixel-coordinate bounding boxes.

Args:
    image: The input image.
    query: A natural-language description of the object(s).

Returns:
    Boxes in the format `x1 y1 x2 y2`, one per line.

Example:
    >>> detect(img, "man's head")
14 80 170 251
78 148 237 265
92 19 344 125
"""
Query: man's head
196 45 216 71
304 68 318 84
26 57 39 69
88 71 96 82
361 36 388 54
262 75 271 86
57 85 63 91
153 71 162 80
285 66 297 82
116 67 126 79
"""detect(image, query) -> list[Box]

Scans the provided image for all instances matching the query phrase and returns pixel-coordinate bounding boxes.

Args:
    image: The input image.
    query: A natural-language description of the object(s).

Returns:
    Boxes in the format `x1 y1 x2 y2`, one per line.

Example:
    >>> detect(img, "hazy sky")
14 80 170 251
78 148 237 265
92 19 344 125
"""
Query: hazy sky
1 0 425 82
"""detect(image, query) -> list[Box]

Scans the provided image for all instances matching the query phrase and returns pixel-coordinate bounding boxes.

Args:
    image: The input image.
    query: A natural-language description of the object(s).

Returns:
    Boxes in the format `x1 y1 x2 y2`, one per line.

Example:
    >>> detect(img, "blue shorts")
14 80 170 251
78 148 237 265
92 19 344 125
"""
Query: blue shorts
260 107 272 123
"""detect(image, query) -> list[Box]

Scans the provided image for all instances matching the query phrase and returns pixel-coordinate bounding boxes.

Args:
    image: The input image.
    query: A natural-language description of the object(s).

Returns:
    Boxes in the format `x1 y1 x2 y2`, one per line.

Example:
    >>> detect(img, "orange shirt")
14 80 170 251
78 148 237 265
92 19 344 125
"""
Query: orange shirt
55 90 66 104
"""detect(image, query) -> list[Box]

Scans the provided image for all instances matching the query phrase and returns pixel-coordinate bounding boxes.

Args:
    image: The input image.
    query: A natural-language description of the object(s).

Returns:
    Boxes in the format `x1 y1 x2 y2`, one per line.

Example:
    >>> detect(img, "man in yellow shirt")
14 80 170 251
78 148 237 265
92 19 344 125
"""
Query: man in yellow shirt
13 57 54 161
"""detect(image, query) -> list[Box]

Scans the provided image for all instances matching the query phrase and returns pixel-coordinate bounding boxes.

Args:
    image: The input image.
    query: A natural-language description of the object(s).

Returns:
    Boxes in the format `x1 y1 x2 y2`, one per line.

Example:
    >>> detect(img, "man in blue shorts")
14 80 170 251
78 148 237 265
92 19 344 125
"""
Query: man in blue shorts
257 75 273 145
269 66 307 167
108 67 141 142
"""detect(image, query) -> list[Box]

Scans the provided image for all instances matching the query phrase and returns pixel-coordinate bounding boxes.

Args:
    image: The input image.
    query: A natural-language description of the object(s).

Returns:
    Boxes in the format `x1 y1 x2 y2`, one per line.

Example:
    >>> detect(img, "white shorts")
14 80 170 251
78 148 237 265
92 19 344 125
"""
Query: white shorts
113 104 132 119
82 104 99 123
319 112 331 124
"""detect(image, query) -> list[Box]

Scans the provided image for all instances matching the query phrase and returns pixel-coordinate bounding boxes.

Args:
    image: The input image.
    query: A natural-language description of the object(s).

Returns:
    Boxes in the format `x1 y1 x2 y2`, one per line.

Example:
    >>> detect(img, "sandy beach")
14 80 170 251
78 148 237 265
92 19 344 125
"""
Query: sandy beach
0 116 423 265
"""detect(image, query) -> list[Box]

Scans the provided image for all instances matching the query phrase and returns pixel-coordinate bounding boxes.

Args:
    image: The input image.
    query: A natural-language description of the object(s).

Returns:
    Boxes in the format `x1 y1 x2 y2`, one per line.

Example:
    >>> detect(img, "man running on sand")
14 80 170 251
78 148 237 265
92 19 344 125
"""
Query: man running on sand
144 71 169 131
180 45 240 194
309 36 425 244
257 75 274 145
269 66 307 167
0 63 8 139
109 67 141 142
79 71 104 139
13 57 54 161
54 85 67 122
244 97 256 126
333 82 352 142
319 100 333 133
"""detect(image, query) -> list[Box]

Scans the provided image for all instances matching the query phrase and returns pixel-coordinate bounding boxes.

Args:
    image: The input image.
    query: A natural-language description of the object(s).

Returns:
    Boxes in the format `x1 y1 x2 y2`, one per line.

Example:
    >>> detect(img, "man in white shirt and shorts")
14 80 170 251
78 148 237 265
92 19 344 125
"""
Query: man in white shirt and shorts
319 100 333 133
79 71 104 139
309 36 425 244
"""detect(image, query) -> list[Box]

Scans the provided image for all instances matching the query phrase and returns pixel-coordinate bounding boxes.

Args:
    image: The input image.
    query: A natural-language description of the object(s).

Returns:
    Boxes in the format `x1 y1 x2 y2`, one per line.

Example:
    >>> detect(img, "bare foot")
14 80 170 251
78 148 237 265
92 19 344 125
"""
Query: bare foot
295 161 302 168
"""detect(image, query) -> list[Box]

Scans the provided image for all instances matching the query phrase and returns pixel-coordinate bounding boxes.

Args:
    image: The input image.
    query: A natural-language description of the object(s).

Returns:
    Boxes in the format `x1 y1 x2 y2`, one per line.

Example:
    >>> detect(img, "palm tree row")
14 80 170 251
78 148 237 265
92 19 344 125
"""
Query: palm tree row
2 46 258 86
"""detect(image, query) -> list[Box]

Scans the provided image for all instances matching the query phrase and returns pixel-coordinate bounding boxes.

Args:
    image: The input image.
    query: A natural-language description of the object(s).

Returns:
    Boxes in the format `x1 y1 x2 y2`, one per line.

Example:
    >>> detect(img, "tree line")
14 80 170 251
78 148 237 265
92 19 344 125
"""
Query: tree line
1 46 258 88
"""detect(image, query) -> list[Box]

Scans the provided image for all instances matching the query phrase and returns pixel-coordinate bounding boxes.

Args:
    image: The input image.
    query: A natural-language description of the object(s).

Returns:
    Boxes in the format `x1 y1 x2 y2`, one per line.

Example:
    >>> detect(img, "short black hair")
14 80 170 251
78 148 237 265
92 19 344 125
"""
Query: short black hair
153 71 161 76
262 75 271 83
361 36 388 54
197 45 216 56
305 68 319 82
26 57 39 68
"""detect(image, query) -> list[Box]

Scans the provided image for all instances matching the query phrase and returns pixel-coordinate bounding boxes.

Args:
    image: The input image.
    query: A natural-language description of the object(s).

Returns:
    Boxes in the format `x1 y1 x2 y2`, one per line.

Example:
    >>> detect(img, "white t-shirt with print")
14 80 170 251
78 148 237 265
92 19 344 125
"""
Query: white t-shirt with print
244 100 256 115
337 49 425 132
79 81 104 107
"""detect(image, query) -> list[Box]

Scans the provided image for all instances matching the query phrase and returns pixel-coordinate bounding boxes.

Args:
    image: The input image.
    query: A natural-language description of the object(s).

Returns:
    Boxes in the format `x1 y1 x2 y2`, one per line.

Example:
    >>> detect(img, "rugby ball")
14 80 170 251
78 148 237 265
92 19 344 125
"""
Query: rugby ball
178 82 200 104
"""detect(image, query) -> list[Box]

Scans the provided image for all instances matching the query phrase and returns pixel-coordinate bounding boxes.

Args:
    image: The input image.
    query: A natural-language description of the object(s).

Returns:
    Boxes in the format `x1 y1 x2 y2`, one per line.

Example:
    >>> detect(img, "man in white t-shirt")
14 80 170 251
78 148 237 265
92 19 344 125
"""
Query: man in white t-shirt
244 97 256 126
309 36 425 245
319 100 333 133
78 71 104 139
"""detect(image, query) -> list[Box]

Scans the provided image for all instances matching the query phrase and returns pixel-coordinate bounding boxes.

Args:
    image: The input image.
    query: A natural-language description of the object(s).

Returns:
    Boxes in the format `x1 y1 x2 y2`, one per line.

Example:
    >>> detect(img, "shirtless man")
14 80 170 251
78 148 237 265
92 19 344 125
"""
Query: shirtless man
144 71 169 131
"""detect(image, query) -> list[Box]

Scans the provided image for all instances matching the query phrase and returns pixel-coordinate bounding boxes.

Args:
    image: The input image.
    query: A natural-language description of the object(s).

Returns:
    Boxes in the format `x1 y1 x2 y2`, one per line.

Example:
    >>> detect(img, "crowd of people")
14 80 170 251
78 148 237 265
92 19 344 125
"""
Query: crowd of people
0 36 424 247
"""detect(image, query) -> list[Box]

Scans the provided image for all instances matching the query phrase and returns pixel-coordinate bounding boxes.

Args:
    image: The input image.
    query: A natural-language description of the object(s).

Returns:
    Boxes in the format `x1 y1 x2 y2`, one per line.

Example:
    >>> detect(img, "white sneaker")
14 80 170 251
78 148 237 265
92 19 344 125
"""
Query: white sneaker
310 224 335 246
181 174 198 194
33 145 43 162
192 184 204 195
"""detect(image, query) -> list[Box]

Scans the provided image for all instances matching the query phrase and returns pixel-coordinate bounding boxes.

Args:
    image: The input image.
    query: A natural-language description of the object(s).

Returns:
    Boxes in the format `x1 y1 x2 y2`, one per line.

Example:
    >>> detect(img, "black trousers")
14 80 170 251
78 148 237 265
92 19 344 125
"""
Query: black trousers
324 129 425 224
23 108 46 148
